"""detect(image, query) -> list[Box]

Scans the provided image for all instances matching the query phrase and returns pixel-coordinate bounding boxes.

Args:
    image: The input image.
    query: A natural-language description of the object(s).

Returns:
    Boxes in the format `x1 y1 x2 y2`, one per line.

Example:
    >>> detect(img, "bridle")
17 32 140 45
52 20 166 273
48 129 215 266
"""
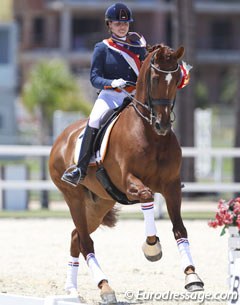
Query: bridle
125 50 180 125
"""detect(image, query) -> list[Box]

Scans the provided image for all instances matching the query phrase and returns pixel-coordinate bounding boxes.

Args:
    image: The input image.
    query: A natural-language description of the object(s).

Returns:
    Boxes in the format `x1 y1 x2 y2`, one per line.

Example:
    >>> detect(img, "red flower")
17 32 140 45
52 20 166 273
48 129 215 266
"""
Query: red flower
208 198 240 235
208 220 218 228
236 215 240 230
233 202 240 215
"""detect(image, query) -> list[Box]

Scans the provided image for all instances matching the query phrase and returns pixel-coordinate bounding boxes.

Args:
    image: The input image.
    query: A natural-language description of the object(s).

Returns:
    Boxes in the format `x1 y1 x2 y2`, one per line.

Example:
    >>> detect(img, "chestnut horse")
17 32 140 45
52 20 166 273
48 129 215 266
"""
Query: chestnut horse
49 44 204 303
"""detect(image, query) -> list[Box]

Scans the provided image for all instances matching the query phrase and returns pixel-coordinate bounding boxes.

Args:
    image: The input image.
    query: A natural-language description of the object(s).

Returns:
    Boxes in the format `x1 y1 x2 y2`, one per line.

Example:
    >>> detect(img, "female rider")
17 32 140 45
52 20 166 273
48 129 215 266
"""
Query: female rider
62 2 147 186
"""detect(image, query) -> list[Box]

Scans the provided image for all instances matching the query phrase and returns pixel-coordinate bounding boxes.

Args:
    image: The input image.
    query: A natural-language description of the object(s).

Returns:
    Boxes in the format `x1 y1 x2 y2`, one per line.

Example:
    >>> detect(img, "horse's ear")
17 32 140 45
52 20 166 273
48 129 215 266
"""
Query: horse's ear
175 46 185 60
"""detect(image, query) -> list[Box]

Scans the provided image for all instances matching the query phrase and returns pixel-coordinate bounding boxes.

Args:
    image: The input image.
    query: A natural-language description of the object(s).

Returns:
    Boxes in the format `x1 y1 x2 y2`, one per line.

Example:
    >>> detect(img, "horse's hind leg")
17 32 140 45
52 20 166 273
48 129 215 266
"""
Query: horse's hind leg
65 229 80 294
164 179 204 292
63 190 117 304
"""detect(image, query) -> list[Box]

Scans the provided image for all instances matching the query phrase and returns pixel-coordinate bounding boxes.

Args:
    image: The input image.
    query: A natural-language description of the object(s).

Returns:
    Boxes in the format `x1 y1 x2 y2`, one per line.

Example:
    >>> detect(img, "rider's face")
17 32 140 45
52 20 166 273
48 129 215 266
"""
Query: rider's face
109 21 129 38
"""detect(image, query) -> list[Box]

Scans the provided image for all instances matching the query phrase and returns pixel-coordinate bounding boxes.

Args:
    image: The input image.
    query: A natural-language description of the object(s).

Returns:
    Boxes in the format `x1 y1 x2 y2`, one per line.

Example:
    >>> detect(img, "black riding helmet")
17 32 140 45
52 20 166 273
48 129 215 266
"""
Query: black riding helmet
105 3 134 24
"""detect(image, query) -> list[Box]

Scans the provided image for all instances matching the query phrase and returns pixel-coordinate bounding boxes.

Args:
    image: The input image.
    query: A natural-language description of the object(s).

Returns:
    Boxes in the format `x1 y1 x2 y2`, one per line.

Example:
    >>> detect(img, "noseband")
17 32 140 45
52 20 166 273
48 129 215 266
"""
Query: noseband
128 50 179 125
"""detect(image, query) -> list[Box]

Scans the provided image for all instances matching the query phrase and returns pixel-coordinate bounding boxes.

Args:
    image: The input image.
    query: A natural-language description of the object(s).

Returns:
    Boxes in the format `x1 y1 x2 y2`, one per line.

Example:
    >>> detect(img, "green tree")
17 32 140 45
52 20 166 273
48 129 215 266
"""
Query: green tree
22 58 91 144
220 68 237 105
22 58 92 208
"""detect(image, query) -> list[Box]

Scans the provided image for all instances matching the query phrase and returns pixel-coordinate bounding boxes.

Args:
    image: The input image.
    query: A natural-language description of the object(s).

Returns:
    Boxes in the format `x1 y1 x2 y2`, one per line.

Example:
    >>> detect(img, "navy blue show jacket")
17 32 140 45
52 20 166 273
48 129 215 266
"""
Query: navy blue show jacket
90 40 147 90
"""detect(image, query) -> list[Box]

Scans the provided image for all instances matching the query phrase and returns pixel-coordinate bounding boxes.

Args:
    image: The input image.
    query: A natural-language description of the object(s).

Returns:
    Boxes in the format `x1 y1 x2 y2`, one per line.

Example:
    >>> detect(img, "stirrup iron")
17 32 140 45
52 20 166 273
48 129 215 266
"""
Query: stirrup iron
61 166 82 187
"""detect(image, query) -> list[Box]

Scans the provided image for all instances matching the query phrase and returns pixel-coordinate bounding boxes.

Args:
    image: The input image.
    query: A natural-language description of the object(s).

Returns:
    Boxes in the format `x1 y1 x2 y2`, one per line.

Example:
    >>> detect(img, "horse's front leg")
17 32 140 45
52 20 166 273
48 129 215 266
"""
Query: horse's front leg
163 179 204 292
141 202 163 262
125 173 162 261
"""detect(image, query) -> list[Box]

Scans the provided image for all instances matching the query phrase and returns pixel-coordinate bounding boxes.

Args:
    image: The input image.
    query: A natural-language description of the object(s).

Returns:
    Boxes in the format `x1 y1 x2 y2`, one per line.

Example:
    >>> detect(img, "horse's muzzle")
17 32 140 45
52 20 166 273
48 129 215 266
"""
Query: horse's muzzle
154 121 171 136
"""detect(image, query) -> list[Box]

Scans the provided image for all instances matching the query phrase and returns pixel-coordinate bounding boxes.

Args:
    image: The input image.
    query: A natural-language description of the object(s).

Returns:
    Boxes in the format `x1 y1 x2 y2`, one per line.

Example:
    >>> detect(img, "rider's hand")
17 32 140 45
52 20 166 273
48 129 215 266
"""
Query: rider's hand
111 78 127 89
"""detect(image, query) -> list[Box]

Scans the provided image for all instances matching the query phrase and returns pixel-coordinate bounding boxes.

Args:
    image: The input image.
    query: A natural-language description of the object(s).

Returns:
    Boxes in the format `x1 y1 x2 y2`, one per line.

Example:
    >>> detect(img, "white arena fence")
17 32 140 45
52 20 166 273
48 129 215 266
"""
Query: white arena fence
0 145 240 194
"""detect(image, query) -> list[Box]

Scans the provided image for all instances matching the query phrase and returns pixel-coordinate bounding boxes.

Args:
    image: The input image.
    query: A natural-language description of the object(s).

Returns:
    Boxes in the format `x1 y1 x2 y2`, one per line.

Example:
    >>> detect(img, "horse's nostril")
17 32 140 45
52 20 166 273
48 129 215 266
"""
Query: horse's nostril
155 122 161 130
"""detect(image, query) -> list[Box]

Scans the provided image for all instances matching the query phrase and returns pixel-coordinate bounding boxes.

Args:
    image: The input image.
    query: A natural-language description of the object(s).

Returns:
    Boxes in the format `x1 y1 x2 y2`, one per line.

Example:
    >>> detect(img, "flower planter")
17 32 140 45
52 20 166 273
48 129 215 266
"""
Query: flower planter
229 226 240 237
208 198 240 289
228 227 240 287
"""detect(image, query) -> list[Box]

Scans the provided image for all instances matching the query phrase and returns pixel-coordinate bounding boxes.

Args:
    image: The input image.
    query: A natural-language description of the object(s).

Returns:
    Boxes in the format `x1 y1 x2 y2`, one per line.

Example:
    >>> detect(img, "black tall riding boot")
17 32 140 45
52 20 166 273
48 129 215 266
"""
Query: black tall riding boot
61 125 98 186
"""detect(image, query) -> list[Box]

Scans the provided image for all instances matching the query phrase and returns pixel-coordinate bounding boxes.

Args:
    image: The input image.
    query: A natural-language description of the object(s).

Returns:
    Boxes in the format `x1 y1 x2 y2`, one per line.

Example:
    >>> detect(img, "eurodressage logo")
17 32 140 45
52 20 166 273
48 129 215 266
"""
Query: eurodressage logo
229 276 240 304
124 290 238 303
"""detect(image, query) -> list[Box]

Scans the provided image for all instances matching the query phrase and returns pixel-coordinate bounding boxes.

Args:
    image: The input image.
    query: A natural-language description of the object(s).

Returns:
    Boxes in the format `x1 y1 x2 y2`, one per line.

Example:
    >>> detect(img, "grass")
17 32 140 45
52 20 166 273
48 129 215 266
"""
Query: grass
0 209 70 219
0 209 214 220
181 211 215 220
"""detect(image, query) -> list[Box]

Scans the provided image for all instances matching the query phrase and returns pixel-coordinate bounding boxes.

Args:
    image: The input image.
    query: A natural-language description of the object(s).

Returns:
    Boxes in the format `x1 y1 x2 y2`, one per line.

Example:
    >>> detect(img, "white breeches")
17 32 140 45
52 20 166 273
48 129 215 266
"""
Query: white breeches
88 90 129 129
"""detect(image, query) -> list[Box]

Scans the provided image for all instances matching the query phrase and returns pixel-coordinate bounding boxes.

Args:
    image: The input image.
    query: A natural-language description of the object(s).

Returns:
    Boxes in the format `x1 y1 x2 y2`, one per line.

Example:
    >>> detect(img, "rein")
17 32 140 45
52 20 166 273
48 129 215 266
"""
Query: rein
121 89 152 124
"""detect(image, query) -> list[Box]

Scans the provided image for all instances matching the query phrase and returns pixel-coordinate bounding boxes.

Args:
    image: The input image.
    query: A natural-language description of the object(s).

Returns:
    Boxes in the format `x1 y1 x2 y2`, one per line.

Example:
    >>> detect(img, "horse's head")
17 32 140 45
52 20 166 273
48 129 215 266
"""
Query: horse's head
141 44 185 136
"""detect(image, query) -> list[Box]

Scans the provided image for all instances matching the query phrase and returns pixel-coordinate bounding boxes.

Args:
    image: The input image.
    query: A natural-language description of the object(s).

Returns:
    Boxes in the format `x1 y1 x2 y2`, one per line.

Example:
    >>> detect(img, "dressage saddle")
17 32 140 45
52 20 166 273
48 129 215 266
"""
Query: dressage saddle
93 97 140 205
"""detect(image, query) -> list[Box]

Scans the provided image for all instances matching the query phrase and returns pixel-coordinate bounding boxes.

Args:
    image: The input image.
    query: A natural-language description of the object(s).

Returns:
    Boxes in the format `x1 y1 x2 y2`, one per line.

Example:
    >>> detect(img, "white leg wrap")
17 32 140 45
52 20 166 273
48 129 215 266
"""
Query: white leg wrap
65 256 79 292
141 202 157 237
87 253 108 286
177 238 195 272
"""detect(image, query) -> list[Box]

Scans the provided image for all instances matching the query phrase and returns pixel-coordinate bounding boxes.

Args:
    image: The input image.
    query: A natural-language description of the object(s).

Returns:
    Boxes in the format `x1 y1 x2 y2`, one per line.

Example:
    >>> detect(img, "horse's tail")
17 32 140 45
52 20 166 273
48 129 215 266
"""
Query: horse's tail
101 207 119 227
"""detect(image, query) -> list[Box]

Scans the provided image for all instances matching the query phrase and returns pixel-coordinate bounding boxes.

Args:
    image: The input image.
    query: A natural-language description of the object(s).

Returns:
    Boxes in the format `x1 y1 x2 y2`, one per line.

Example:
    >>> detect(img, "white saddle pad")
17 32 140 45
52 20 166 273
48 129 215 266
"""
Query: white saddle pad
74 116 119 166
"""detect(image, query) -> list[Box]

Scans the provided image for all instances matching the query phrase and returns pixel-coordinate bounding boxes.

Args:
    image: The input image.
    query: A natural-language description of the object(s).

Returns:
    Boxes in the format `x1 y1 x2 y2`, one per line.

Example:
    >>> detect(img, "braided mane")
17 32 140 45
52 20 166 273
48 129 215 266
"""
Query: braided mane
147 44 177 67
147 43 174 58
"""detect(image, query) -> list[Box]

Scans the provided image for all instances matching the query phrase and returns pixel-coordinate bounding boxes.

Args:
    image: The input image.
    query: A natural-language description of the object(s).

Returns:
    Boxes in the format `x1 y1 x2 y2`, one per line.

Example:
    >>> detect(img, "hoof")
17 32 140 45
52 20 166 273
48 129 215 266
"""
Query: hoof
139 188 154 201
100 282 117 304
65 285 78 296
185 273 204 292
67 288 78 296
100 291 117 304
142 237 162 262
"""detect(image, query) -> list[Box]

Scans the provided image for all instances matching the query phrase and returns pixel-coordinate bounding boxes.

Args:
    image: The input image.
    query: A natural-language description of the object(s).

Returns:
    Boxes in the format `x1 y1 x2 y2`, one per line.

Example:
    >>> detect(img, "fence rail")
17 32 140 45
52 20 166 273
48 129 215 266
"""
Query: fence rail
0 145 51 156
0 145 240 193
2 145 240 157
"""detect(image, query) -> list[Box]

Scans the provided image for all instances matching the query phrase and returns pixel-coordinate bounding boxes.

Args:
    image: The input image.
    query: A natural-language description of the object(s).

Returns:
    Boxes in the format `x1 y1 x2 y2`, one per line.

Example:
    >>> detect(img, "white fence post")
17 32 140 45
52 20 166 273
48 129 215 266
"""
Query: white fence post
0 165 2 209
154 193 165 219
214 156 223 182
2 164 28 210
